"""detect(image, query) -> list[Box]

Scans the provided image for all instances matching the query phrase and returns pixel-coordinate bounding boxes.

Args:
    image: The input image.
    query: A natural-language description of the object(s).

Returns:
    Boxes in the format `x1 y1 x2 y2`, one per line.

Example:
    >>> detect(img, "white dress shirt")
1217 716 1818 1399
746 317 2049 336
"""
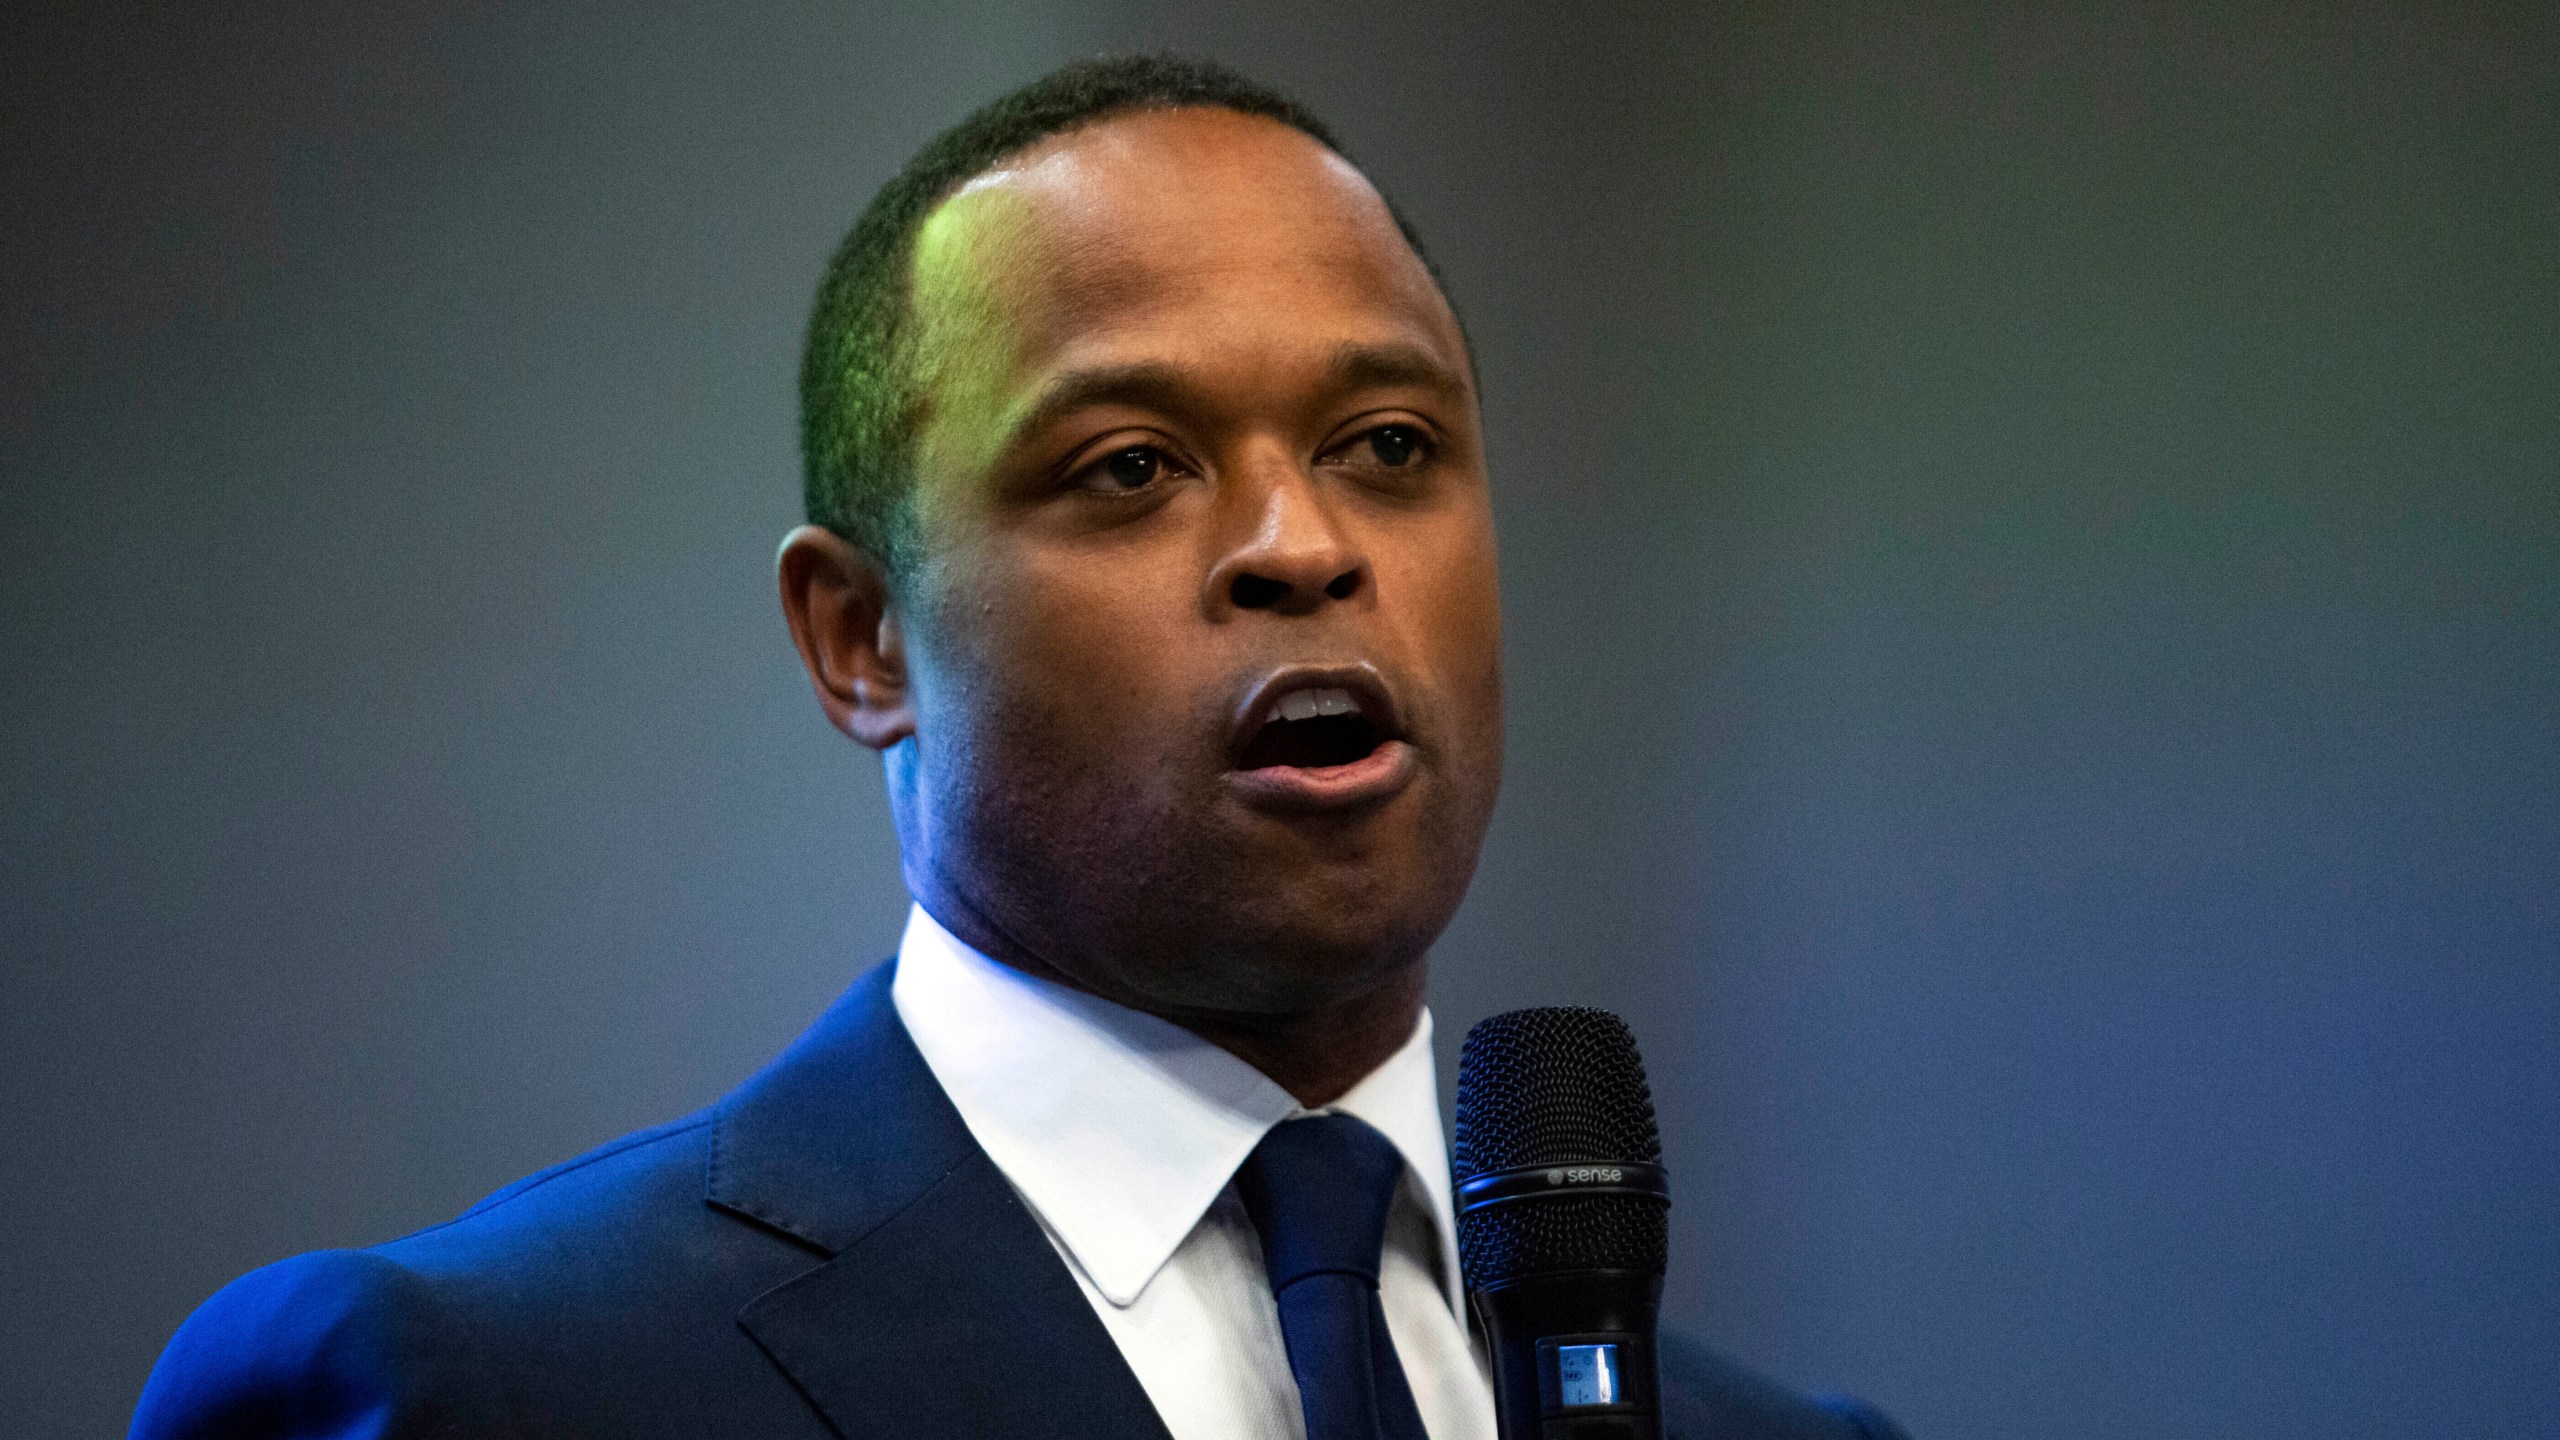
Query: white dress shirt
890 903 1498 1440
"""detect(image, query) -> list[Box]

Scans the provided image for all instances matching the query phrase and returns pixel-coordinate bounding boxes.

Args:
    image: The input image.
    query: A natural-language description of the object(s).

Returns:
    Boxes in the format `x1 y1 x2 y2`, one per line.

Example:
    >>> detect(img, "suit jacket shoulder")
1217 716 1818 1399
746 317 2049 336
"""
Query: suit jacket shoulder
133 964 1165 1440
128 1247 511 1440
130 1098 829 1439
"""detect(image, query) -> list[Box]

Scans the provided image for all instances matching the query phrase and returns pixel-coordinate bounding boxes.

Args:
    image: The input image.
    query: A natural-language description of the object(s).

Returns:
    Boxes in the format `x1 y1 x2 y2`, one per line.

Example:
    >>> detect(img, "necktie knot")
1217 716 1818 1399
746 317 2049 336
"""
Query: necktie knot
1232 1113 1409 1290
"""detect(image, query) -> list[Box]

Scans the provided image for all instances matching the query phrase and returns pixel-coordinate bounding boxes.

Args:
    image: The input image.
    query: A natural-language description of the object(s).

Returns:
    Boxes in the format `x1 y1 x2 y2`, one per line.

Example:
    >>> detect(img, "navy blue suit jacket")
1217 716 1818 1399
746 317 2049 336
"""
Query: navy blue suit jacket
135 963 1906 1439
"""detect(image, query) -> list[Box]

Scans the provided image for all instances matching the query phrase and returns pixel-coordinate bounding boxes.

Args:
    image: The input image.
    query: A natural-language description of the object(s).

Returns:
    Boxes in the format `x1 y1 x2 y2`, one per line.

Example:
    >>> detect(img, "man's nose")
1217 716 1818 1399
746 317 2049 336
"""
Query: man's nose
1203 456 1370 618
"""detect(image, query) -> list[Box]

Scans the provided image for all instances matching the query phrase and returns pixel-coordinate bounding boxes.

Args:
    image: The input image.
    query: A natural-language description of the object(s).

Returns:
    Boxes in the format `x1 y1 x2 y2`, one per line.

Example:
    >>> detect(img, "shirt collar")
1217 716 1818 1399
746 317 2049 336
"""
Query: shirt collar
889 903 1463 1314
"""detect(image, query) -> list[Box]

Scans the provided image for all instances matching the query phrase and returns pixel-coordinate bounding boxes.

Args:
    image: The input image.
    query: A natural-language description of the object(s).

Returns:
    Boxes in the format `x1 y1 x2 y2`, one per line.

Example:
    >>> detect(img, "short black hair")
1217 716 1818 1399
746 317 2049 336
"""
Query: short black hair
798 53 1445 575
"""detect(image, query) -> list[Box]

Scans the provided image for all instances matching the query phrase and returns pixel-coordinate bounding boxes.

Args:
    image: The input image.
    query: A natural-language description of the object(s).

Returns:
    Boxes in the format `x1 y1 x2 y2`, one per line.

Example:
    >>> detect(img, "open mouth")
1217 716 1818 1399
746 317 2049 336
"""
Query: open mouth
1223 666 1416 812
1235 687 1388 771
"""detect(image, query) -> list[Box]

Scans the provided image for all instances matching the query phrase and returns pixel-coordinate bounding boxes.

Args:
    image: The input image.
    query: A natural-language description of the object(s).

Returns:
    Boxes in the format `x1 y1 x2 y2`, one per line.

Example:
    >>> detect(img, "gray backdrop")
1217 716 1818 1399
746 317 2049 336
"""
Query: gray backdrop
6 3 2554 1436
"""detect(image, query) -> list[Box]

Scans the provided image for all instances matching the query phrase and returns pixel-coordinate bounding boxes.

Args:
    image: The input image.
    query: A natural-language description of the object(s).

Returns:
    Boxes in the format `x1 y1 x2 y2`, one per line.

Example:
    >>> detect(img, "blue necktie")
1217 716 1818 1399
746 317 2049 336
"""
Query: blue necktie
1232 1114 1433 1440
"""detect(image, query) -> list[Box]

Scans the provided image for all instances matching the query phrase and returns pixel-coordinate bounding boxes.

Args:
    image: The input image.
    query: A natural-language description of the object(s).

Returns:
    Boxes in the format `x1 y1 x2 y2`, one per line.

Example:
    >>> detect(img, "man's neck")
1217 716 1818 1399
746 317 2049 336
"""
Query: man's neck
921 895 1427 1109
1156 966 1428 1109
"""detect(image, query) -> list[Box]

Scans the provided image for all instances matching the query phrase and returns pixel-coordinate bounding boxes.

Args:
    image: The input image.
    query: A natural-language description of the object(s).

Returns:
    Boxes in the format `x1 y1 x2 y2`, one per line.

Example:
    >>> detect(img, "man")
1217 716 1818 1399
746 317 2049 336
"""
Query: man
133 56 1905 1440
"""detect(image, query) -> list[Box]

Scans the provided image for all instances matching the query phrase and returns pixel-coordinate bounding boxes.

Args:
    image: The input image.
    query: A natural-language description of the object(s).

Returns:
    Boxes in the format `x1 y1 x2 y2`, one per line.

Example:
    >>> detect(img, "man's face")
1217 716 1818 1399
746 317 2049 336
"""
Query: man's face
889 106 1501 1022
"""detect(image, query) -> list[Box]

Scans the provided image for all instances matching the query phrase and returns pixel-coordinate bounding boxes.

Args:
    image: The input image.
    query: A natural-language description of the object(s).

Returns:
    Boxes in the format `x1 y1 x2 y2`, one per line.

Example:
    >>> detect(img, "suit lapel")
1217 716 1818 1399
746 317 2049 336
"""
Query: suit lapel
708 963 1171 1440
738 1146 1172 1440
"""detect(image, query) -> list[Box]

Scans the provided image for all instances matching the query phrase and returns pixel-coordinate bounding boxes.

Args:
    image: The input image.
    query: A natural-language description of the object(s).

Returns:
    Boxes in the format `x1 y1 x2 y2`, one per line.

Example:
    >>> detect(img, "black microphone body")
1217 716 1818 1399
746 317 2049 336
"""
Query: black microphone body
1454 1009 1672 1440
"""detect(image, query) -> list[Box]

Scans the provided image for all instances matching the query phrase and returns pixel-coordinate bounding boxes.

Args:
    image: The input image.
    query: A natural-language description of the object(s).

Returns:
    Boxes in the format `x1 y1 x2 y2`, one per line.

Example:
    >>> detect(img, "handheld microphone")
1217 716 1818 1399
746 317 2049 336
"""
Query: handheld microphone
1453 1008 1671 1440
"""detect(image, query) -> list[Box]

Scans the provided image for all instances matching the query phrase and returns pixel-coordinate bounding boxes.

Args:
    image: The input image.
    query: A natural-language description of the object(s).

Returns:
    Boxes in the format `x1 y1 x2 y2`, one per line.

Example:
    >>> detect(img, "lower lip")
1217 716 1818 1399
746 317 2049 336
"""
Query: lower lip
1225 739 1418 813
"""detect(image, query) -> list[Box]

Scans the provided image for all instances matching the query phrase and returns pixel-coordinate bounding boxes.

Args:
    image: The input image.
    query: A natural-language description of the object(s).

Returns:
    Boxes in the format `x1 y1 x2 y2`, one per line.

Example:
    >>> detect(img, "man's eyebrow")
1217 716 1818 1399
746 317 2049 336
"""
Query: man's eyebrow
998 341 1471 454
1324 341 1470 401
1002 362 1198 453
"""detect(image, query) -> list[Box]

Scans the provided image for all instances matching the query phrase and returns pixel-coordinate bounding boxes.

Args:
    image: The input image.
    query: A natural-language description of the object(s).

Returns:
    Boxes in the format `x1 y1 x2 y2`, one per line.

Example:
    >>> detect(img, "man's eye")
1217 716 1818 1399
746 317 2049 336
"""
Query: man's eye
1090 446 1164 491
1361 425 1426 467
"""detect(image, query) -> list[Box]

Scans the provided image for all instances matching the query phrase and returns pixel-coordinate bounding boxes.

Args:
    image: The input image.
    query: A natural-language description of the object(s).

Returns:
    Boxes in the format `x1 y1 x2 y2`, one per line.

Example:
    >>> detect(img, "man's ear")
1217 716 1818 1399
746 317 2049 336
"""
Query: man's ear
777 525 915 750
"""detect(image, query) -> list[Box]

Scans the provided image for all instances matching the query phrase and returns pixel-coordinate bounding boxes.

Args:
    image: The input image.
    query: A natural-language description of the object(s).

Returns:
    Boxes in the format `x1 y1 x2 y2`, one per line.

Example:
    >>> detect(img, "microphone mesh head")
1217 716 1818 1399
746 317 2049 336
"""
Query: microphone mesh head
1453 1007 1668 1285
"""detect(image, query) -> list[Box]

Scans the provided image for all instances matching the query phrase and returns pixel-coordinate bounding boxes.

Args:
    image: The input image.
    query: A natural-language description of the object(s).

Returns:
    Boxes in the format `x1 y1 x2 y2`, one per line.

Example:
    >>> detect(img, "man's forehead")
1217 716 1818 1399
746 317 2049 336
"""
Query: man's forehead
906 107 1445 359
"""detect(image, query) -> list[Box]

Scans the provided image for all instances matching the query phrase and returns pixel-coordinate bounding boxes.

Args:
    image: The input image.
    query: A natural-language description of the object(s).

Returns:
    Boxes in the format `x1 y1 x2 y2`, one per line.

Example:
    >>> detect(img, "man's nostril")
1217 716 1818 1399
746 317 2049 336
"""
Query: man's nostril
1231 573 1289 609
1324 569 1361 601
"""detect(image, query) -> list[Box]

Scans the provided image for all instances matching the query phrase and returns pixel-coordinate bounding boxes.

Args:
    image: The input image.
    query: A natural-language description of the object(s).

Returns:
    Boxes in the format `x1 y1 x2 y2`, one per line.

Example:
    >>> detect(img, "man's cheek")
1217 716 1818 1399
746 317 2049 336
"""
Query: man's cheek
991 600 1177 744
1408 557 1499 660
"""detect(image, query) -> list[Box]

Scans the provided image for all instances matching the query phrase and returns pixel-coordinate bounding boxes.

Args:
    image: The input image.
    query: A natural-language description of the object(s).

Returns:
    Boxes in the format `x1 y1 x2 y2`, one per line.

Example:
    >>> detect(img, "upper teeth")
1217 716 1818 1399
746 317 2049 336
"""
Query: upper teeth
1275 687 1360 722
